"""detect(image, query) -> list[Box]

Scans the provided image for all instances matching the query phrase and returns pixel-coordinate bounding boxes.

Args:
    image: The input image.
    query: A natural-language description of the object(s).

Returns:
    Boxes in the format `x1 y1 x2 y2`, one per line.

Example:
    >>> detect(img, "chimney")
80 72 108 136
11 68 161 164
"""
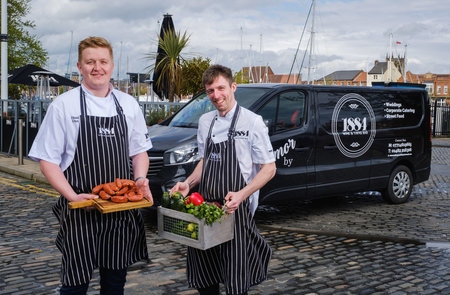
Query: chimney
374 60 379 66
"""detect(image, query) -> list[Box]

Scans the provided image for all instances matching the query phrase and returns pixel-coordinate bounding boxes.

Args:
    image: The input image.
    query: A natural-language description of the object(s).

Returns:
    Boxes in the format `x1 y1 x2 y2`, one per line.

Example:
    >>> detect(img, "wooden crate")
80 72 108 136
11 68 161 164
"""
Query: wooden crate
157 206 235 250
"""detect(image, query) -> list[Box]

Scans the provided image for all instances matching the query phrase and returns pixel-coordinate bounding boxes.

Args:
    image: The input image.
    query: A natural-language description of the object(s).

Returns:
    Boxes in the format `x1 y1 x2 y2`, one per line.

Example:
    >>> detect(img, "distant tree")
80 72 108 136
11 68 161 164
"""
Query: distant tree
146 28 190 102
1 0 48 70
179 57 211 97
233 69 250 84
0 0 48 98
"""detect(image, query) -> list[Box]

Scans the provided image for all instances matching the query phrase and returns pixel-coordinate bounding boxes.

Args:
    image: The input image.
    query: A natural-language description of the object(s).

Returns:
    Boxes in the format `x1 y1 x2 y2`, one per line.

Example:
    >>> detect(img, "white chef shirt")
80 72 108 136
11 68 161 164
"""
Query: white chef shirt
29 85 152 171
197 103 275 214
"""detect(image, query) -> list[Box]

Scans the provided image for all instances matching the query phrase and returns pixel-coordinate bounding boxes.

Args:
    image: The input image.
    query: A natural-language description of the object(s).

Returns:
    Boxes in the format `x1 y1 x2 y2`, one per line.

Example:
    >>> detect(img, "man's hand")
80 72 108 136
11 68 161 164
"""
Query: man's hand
224 191 245 214
135 178 154 204
70 193 98 211
169 182 190 197
71 193 98 202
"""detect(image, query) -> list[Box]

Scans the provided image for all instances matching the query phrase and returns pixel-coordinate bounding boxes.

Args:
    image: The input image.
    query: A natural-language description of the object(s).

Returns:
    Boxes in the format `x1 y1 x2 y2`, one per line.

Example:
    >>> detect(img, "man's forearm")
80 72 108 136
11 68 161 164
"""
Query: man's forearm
184 158 203 190
239 162 276 199
40 160 78 201
132 152 149 180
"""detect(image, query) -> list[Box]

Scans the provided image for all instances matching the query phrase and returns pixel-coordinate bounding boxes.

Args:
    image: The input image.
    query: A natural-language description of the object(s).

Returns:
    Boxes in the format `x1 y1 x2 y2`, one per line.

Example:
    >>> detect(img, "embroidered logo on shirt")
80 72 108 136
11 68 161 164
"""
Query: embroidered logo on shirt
98 127 115 137
209 152 222 161
71 116 79 123
232 130 249 138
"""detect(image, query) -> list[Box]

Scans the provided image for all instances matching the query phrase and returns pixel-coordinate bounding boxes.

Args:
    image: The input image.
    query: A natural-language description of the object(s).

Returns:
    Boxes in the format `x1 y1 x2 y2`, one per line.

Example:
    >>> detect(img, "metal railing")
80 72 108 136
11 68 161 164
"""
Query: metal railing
0 99 185 158
431 100 450 136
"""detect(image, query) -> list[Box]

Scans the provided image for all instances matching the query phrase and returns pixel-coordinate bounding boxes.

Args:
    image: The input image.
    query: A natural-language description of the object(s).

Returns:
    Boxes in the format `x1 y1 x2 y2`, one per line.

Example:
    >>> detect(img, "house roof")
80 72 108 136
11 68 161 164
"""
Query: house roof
368 62 388 74
318 70 362 81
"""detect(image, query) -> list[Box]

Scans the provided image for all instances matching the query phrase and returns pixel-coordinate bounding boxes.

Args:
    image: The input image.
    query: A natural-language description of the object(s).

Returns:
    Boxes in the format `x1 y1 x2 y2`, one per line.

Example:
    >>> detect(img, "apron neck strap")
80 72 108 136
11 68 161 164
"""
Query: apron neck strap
79 87 124 116
227 104 240 138
206 104 241 140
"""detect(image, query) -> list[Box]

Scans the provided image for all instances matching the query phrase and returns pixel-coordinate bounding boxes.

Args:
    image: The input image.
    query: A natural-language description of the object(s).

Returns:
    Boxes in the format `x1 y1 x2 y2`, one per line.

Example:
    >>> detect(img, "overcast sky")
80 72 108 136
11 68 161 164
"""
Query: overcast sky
29 0 450 81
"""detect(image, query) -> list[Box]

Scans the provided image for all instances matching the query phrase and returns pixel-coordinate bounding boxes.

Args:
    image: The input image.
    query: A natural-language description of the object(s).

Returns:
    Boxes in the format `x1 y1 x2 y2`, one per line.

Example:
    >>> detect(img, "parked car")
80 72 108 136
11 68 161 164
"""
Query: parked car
145 83 431 205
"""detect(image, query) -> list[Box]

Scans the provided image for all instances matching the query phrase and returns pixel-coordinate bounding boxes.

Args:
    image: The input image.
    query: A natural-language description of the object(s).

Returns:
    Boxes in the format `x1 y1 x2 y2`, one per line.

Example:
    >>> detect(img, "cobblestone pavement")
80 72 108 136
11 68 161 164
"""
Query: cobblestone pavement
0 147 449 294
255 146 450 244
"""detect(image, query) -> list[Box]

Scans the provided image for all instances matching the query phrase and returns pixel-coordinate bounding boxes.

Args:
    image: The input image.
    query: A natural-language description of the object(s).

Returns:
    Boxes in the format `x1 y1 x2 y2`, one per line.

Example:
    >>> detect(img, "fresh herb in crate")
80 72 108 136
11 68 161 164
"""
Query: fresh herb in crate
162 192 226 225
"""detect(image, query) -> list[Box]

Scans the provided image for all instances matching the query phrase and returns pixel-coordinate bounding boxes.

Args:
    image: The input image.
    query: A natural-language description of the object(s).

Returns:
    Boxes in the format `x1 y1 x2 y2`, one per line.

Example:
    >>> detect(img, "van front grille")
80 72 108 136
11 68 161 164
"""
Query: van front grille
148 156 164 176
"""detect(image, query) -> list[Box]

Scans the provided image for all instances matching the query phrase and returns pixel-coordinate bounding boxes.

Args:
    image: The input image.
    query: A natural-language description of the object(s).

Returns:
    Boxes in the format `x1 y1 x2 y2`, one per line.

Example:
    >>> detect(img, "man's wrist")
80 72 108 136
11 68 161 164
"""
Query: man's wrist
184 180 194 190
134 176 146 182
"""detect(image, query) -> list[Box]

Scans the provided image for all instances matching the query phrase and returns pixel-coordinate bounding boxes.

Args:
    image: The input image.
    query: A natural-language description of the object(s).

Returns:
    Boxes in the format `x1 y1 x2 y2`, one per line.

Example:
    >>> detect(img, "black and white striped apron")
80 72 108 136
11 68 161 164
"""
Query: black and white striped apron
186 105 272 295
52 88 148 286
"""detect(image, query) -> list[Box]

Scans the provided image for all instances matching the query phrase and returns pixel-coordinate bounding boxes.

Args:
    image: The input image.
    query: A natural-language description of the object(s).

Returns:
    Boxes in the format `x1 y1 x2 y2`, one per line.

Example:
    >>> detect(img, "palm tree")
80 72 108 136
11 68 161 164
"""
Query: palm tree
146 28 190 102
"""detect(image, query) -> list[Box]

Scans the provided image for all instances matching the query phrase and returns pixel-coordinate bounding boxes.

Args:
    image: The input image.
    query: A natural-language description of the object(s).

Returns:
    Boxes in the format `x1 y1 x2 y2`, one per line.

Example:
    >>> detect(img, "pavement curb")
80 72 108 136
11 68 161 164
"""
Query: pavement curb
259 224 425 245
0 161 49 184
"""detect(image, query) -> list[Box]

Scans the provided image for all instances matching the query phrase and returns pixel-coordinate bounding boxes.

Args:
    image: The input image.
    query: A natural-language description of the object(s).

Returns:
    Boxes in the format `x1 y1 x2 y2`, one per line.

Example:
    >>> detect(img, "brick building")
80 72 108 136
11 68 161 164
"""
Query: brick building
238 66 299 84
315 70 367 86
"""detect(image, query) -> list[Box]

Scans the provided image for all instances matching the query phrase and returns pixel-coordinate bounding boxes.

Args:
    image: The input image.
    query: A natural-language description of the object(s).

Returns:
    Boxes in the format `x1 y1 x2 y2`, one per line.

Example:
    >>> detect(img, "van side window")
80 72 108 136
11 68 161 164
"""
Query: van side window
257 91 306 134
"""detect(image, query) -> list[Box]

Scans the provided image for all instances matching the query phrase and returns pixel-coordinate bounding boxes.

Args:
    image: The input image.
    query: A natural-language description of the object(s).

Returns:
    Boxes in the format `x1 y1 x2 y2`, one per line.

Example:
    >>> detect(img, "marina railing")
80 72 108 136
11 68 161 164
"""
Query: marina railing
431 100 450 137
0 99 185 158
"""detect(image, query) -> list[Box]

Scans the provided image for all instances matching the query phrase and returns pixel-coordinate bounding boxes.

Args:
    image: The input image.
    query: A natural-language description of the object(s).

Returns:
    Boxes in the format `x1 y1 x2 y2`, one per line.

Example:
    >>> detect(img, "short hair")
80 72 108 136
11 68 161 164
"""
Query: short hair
78 36 113 62
202 64 234 87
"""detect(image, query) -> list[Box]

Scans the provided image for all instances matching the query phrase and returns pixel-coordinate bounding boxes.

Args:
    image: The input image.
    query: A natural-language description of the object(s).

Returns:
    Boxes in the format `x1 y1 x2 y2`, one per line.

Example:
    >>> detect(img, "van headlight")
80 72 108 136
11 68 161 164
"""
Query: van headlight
164 141 200 166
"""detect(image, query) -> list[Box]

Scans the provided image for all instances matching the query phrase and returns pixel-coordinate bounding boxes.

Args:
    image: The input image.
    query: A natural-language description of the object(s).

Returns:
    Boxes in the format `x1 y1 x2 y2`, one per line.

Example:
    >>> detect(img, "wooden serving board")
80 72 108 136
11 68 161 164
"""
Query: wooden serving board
69 197 153 213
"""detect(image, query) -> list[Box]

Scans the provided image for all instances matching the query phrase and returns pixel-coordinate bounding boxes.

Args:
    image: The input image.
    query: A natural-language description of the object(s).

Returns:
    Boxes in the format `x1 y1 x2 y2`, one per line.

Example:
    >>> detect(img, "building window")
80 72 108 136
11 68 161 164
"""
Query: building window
426 84 433 95
347 82 351 86
340 82 344 86
373 75 378 79
437 86 441 94
445 85 448 94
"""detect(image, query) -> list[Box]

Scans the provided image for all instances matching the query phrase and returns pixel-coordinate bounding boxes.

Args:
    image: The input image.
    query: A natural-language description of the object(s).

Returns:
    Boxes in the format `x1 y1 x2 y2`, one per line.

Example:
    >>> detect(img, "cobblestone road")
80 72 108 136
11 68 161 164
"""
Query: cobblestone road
0 147 449 294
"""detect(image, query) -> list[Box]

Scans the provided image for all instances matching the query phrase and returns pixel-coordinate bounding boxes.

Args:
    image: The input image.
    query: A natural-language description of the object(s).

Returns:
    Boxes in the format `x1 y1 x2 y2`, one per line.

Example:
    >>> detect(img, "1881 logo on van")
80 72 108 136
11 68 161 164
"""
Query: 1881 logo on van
331 93 376 158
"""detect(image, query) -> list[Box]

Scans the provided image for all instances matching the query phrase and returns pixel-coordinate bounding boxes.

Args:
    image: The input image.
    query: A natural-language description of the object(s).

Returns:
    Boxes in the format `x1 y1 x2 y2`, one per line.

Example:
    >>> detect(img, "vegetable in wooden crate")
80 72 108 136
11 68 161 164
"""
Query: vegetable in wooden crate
162 192 225 225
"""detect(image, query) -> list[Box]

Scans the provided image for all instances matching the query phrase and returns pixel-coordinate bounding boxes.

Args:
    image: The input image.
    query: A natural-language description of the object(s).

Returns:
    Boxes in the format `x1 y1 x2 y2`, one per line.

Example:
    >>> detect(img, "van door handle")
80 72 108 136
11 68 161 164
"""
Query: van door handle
295 147 310 152
324 145 337 150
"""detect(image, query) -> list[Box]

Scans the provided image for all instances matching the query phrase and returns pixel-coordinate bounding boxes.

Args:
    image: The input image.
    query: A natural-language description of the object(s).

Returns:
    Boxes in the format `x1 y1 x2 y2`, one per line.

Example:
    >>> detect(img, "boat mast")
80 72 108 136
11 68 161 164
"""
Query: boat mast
287 0 314 84
307 0 316 84
240 27 244 82
64 31 74 93
259 33 262 83
403 44 407 82
389 33 392 82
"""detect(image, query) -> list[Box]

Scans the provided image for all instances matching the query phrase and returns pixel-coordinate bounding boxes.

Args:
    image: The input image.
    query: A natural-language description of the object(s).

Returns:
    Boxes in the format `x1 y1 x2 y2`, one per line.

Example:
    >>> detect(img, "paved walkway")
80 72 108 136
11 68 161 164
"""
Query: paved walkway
0 169 448 295
0 138 448 294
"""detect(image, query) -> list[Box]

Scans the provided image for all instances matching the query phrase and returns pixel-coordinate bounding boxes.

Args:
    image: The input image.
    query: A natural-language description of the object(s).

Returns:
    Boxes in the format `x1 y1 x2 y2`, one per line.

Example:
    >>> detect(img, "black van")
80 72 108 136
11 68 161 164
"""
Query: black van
145 83 431 205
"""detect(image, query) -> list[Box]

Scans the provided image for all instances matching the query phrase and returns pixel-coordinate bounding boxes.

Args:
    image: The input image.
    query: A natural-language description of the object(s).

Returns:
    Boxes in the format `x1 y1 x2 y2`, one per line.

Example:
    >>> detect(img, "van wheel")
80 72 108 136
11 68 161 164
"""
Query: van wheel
382 165 413 204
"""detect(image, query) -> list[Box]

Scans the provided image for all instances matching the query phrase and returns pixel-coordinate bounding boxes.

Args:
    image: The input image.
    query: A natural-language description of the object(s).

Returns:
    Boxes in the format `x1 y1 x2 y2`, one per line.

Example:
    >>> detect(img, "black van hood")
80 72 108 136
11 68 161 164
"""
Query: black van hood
148 124 197 152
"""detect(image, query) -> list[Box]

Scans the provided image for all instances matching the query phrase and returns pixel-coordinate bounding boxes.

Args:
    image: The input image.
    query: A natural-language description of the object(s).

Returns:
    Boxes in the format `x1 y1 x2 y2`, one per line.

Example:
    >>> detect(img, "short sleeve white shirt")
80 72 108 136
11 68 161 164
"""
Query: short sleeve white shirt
29 85 152 171
197 103 275 214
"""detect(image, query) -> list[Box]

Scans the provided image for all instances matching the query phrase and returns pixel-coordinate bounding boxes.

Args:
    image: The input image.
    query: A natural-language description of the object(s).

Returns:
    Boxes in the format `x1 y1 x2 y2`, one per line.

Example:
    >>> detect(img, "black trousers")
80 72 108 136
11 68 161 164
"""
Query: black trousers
60 267 127 295
197 283 248 295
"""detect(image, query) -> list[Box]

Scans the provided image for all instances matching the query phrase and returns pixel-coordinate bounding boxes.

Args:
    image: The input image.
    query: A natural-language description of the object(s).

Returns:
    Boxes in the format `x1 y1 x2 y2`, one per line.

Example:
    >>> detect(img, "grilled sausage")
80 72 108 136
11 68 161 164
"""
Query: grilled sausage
99 190 111 200
92 184 104 195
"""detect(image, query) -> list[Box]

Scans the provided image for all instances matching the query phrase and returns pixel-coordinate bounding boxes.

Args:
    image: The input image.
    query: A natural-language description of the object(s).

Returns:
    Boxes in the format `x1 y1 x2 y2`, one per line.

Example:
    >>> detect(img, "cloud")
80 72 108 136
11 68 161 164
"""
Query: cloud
27 0 450 80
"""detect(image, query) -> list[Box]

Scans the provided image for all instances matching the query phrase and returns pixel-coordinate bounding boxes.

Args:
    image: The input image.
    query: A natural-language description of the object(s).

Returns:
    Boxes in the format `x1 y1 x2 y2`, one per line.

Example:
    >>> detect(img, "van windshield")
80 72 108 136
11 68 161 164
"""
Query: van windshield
169 87 271 128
